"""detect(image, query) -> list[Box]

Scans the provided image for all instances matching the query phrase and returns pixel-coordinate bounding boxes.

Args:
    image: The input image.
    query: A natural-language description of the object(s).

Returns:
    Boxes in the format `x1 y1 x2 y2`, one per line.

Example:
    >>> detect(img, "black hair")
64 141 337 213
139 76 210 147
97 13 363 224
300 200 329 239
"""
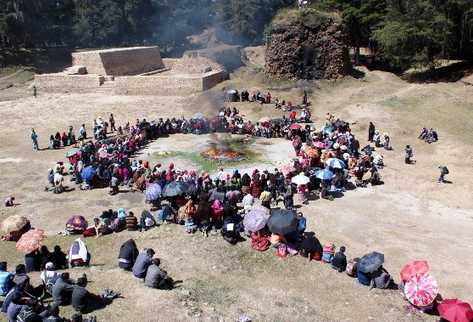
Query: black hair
146 248 155 256
15 264 26 274
0 262 6 271
77 277 87 287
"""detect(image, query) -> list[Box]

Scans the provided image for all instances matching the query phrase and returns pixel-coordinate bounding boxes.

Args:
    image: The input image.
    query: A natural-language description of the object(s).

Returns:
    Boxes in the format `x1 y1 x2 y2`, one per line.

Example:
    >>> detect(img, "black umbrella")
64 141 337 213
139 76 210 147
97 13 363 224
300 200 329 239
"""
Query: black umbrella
162 181 189 198
358 251 385 273
267 209 298 235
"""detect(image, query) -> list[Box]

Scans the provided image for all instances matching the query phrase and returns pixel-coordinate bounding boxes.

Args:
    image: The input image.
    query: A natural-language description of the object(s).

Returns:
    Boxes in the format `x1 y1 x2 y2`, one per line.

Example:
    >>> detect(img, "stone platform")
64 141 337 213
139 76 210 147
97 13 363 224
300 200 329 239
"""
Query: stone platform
72 46 164 76
34 46 228 96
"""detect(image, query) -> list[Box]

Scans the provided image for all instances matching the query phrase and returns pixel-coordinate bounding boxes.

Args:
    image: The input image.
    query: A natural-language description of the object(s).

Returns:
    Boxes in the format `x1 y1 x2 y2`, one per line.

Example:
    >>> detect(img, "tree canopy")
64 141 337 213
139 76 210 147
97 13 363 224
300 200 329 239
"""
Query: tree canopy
1 0 472 70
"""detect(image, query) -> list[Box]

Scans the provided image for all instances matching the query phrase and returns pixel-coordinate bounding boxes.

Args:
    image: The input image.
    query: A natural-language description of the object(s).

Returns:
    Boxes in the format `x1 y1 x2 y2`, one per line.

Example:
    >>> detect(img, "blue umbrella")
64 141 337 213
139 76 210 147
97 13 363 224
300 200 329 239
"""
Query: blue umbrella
315 169 334 181
81 166 96 182
145 183 162 201
358 251 385 273
162 181 189 197
326 158 346 169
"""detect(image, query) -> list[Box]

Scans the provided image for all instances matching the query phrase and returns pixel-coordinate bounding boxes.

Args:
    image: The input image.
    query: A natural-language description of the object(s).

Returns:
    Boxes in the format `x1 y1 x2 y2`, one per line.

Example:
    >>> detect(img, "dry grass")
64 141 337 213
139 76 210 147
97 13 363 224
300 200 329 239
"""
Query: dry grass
0 64 473 321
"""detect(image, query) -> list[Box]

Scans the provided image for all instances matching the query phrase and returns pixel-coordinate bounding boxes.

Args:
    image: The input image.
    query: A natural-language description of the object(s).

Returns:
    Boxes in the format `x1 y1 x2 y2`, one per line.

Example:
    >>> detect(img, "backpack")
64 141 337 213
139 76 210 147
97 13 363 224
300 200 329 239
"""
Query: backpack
346 257 359 277
372 271 392 289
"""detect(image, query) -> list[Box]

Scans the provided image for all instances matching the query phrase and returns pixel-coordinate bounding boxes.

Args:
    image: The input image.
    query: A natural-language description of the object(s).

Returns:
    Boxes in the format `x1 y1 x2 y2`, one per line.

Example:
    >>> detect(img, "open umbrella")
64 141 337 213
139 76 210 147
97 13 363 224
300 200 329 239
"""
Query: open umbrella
438 299 473 322
404 273 439 307
326 158 346 169
305 147 319 158
1 215 30 234
267 209 298 235
66 148 80 158
259 117 271 123
315 169 334 181
16 229 46 254
289 124 302 130
81 166 96 182
291 173 310 185
163 181 189 197
243 205 270 232
400 260 430 282
358 251 385 273
145 183 162 201
314 142 327 149
280 164 296 176
66 215 88 232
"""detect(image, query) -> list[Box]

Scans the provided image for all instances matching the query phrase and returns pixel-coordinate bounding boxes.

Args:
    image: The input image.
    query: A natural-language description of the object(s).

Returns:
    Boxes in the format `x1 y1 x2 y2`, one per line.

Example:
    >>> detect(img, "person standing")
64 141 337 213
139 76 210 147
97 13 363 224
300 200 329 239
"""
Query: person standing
404 145 413 164
438 166 449 183
109 113 116 132
31 128 39 151
368 122 375 142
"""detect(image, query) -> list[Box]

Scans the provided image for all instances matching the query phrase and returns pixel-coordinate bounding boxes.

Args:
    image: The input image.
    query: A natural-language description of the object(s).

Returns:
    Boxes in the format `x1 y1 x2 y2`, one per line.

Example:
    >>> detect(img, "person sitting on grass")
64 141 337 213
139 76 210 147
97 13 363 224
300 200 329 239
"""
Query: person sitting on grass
144 259 174 290
52 272 75 306
118 239 139 271
71 277 119 314
40 262 59 296
0 261 13 296
331 246 347 272
132 248 155 279
4 196 15 207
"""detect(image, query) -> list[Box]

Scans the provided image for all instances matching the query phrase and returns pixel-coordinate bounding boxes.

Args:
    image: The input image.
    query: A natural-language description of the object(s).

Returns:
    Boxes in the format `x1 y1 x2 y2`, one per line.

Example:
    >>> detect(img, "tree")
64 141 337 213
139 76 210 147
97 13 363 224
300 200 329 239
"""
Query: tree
217 0 293 45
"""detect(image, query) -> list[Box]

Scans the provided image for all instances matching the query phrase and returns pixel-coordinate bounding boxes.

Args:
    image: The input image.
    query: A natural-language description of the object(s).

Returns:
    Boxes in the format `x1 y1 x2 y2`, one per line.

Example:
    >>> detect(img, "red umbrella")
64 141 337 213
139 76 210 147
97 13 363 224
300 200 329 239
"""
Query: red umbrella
16 229 46 254
404 273 439 307
400 260 430 282
289 124 302 130
438 299 473 322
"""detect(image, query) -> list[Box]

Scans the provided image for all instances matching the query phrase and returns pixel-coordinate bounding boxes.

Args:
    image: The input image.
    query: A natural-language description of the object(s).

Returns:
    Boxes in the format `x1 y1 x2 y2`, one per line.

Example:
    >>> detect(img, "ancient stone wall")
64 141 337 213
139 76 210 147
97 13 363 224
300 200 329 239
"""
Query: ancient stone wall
265 9 351 80
72 47 164 76
203 71 228 90
114 75 203 96
34 74 104 93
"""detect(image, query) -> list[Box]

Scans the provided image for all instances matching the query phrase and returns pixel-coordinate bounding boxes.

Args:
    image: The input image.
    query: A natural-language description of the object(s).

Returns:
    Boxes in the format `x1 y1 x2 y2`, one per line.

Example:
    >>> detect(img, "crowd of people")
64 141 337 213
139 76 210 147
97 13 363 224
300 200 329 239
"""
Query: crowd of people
10 93 465 321
0 235 120 322
225 88 310 113
43 107 318 195
0 261 118 322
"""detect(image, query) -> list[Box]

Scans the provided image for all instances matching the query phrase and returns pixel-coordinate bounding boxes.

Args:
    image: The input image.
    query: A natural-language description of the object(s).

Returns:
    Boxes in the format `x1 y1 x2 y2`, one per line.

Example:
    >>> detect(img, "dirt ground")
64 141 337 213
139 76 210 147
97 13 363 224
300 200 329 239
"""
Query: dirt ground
0 63 472 322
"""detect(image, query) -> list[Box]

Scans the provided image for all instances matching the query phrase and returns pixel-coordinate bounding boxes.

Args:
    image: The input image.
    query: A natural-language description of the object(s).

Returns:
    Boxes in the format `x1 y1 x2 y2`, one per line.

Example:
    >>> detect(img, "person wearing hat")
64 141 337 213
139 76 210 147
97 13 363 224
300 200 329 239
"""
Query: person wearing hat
41 262 59 294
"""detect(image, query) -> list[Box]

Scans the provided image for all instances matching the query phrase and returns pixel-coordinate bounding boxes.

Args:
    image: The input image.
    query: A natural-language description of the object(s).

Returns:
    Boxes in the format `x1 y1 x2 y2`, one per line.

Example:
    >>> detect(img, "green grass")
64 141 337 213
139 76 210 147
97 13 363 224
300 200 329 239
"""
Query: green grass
180 138 261 173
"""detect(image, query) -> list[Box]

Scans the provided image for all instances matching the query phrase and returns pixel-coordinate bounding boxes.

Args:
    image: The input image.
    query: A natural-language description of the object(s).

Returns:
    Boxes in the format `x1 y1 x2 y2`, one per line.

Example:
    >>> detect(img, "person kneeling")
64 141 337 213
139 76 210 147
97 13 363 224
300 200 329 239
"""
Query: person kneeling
144 259 174 290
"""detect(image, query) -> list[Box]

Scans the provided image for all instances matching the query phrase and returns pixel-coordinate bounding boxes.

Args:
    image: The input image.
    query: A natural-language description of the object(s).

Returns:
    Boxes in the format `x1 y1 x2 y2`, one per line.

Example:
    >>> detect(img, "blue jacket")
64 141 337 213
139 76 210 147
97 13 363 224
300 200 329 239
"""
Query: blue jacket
0 270 13 296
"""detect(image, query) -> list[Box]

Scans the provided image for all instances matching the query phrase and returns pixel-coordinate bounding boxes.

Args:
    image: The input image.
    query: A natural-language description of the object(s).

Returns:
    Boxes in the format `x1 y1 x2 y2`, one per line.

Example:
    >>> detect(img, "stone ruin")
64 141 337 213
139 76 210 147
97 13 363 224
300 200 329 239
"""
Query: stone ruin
34 46 228 96
265 9 351 80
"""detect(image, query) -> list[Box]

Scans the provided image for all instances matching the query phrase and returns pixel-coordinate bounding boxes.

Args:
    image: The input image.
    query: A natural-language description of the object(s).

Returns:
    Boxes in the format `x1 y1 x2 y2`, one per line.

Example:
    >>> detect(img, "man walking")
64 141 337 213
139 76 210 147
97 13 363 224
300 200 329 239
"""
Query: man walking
31 128 39 151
